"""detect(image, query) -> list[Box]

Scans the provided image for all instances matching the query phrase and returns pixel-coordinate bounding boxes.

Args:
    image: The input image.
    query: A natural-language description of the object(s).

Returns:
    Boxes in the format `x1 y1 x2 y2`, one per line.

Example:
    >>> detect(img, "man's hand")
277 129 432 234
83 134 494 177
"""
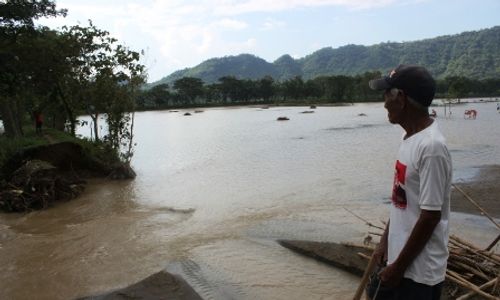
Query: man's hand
378 262 405 288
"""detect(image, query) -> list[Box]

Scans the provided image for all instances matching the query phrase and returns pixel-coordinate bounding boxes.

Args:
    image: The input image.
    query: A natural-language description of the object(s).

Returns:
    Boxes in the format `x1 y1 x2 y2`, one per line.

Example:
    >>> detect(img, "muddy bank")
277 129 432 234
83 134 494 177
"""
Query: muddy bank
451 165 500 218
80 269 202 300
0 142 134 212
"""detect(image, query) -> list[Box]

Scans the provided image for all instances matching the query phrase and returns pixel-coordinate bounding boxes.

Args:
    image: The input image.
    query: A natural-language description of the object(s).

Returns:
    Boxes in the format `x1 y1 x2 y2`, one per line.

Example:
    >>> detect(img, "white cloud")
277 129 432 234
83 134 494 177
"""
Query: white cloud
211 0 397 15
261 18 286 31
215 18 249 30
37 0 404 80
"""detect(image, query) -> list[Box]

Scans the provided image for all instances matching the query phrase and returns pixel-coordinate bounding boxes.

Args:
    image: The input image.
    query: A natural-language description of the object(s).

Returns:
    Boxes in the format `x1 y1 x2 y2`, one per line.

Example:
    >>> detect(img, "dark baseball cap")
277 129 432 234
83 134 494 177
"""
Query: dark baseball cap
369 65 436 107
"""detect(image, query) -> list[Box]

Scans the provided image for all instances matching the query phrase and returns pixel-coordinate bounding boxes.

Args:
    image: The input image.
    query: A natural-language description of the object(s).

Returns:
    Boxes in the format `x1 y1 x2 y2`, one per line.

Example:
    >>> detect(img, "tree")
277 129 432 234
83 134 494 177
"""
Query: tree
150 84 171 108
57 22 145 140
446 76 470 100
303 79 322 100
204 83 221 105
217 76 244 104
282 76 305 101
329 75 354 103
354 71 382 102
257 76 275 102
0 0 66 137
173 77 204 105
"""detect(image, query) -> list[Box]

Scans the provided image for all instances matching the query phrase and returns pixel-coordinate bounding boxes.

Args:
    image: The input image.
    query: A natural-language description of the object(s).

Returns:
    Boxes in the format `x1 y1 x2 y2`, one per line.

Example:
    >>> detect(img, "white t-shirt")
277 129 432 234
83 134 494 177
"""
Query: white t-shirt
387 120 452 286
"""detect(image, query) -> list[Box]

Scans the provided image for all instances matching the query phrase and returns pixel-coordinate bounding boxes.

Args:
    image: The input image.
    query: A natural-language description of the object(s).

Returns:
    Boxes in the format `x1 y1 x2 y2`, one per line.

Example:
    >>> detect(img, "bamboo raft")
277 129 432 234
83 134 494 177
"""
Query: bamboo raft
279 235 499 299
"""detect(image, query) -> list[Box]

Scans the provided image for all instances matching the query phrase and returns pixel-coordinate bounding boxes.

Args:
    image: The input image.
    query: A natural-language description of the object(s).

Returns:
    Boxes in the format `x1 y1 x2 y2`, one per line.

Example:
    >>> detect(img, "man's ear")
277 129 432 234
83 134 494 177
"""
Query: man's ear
397 91 408 109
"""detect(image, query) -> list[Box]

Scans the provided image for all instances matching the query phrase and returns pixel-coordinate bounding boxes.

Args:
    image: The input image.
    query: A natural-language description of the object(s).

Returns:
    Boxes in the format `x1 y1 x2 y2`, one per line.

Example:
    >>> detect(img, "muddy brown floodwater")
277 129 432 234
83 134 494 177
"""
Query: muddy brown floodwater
1 101 499 299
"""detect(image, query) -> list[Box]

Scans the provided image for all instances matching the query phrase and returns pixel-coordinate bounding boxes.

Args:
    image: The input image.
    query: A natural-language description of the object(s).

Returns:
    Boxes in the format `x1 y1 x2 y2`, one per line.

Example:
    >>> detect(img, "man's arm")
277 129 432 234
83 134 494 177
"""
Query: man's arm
378 209 441 287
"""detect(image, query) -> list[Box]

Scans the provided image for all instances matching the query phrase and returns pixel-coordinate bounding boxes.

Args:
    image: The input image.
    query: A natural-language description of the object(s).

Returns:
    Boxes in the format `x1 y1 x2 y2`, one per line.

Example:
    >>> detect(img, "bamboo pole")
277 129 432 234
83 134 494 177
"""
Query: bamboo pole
357 252 371 260
452 184 500 229
446 271 498 300
456 278 499 300
486 233 500 251
450 236 500 265
449 252 498 277
352 251 378 300
448 260 489 281
343 207 385 231
450 234 482 250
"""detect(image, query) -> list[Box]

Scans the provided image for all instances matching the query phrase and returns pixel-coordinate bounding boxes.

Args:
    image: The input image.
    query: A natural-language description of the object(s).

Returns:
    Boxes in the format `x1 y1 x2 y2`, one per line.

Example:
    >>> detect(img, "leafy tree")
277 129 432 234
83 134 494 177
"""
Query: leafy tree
58 22 144 139
354 71 382 102
217 76 243 103
331 75 354 103
282 76 305 101
150 84 171 107
257 76 275 102
0 1 146 165
173 77 204 105
0 0 66 137
203 83 221 105
446 76 471 100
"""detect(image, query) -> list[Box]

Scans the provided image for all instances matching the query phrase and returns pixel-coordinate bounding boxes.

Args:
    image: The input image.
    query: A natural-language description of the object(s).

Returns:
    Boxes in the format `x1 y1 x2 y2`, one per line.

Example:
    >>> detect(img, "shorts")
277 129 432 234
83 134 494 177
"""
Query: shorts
366 265 443 300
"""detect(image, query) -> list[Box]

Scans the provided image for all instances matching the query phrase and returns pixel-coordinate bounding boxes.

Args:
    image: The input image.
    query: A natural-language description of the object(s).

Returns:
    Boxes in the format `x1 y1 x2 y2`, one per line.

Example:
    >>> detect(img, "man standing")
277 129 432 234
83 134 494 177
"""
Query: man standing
34 110 43 135
367 65 452 300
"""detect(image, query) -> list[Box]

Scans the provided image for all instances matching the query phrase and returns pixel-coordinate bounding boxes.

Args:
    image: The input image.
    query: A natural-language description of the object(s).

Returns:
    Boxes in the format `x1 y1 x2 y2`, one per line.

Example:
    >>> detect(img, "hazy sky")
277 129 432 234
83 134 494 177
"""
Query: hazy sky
39 0 500 83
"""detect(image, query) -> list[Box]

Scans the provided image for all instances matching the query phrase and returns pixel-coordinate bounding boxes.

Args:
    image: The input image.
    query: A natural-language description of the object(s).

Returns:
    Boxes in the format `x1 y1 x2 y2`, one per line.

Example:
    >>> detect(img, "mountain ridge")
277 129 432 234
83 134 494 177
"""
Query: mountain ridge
150 26 500 86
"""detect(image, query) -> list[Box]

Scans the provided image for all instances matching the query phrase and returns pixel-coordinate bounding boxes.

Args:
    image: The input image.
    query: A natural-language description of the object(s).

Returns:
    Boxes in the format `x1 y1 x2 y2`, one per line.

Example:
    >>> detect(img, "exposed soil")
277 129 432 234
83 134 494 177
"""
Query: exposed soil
0 141 133 212
451 165 500 219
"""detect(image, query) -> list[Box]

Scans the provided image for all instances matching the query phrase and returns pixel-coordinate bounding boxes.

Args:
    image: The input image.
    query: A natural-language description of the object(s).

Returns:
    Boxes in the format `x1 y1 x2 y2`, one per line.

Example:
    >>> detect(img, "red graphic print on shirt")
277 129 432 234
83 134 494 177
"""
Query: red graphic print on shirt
392 160 407 209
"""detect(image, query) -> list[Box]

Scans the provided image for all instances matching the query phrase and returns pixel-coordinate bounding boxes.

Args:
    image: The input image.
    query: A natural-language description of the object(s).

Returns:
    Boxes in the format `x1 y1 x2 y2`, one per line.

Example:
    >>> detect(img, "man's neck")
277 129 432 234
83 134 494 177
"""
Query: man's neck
401 115 433 140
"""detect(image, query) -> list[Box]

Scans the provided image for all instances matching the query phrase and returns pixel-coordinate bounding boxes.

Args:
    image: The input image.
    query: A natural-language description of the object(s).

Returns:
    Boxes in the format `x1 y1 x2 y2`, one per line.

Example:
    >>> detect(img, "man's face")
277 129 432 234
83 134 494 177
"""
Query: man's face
384 88 404 124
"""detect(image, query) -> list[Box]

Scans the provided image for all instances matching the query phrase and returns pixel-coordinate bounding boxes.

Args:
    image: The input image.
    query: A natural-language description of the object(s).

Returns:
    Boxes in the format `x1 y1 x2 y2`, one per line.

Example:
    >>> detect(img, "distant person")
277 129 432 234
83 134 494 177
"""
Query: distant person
497 102 500 112
34 111 43 134
367 65 452 300
430 109 437 118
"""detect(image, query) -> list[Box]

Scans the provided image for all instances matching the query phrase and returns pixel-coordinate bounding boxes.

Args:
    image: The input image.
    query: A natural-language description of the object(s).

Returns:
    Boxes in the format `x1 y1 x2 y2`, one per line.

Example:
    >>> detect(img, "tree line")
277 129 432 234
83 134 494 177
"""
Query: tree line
0 0 145 162
138 74 500 110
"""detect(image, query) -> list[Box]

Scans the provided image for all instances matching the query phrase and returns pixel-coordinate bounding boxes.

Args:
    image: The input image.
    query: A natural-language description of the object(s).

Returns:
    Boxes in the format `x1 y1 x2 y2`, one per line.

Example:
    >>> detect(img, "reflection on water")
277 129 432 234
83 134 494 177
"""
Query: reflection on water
1 102 499 299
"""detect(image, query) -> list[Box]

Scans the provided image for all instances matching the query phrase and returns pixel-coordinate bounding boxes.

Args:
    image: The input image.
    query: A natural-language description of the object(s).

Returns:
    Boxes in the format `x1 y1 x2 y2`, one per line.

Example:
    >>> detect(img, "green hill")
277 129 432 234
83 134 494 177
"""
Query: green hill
150 26 500 86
